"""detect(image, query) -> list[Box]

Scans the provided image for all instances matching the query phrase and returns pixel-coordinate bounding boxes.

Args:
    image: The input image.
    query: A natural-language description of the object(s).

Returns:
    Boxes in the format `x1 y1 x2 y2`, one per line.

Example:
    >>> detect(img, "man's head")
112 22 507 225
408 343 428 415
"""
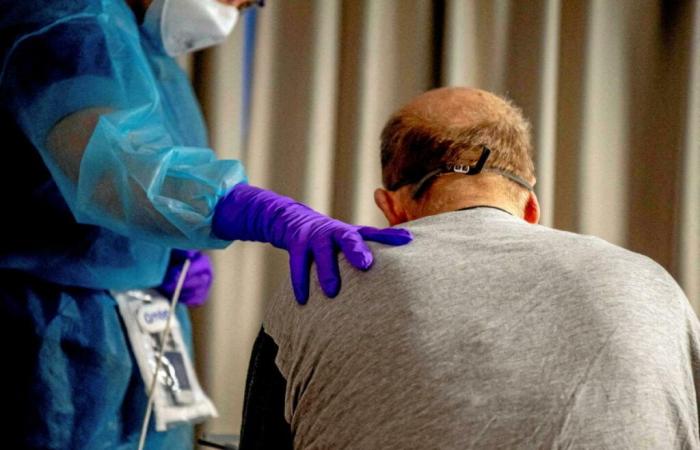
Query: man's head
374 87 540 225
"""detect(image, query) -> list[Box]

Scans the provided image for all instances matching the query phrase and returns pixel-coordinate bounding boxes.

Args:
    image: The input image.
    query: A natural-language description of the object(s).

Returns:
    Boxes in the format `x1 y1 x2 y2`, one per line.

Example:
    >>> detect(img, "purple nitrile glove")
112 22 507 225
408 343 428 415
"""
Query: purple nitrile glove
211 184 413 304
157 249 214 308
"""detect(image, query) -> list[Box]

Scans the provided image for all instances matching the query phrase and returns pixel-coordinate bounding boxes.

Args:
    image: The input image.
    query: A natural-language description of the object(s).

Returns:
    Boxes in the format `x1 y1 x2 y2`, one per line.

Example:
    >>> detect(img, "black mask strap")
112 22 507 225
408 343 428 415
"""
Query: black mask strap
410 147 533 199
411 147 491 199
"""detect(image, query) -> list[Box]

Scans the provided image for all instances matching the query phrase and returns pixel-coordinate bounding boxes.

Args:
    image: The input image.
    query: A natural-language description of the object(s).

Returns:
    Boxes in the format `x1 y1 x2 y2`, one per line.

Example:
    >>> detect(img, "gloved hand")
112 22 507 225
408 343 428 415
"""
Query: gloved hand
157 249 214 307
211 184 413 304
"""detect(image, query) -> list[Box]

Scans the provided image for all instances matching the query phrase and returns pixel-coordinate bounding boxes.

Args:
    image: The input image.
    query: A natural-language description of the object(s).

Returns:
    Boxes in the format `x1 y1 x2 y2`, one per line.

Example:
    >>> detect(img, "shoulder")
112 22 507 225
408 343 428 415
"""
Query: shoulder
409 212 688 308
527 225 693 321
0 0 136 59
0 0 128 37
550 227 677 282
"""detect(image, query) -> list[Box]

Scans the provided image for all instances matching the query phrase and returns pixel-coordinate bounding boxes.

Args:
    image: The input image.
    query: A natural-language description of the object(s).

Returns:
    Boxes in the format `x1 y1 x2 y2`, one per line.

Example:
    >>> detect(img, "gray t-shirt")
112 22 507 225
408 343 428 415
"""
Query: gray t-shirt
263 207 700 449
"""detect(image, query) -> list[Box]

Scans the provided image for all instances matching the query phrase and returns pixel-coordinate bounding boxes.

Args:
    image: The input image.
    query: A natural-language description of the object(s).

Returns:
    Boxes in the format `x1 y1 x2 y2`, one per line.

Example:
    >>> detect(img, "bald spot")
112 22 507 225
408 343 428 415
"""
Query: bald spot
399 87 513 132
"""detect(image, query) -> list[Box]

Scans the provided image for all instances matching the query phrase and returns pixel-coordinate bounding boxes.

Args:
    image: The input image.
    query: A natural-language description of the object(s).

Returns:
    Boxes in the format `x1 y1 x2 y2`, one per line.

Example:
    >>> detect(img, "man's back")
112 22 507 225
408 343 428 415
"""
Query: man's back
259 207 700 449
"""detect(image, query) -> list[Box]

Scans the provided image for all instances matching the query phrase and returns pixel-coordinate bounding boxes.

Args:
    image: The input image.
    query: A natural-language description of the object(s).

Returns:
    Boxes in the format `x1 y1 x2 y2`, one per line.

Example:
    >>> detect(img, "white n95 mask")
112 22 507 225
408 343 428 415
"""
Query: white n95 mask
146 0 240 57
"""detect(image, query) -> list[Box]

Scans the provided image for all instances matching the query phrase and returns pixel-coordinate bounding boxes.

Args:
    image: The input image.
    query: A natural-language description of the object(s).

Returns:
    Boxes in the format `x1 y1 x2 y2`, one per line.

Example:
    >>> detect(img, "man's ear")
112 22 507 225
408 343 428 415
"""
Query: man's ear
523 191 540 224
374 188 408 226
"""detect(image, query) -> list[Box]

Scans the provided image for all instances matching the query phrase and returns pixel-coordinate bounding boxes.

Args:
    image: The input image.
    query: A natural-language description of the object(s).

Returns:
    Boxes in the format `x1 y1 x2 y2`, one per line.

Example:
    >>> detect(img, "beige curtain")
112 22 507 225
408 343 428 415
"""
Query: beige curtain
191 0 700 437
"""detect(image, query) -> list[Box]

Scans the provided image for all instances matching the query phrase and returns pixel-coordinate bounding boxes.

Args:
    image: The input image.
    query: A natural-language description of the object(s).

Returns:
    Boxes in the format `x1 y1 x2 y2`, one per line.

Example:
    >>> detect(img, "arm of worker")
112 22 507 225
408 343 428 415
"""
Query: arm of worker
239 328 294 450
2 11 243 249
0 7 411 303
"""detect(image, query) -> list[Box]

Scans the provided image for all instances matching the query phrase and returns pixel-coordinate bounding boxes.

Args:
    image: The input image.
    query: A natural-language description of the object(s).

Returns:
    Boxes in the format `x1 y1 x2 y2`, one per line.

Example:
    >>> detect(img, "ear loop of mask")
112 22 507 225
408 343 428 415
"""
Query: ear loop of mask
410 147 533 199
483 168 533 192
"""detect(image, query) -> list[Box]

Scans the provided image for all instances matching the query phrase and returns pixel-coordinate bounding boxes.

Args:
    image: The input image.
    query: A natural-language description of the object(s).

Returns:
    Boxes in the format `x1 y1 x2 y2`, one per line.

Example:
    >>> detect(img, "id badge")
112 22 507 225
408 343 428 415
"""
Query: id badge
114 289 218 431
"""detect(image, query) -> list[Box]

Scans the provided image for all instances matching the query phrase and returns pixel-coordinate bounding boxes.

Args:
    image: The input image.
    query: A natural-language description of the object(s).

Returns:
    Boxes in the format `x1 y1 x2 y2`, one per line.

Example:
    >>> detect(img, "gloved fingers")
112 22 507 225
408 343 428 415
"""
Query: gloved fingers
162 272 209 299
187 253 213 278
160 251 214 307
311 241 341 298
181 271 213 291
178 270 212 306
180 285 211 308
289 248 313 304
357 226 414 245
162 249 204 290
336 230 374 271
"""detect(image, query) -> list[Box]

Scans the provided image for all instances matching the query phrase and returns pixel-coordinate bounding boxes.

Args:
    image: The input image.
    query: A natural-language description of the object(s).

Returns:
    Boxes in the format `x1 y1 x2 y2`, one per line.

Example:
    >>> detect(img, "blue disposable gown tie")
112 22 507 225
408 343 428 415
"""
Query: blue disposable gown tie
0 0 246 448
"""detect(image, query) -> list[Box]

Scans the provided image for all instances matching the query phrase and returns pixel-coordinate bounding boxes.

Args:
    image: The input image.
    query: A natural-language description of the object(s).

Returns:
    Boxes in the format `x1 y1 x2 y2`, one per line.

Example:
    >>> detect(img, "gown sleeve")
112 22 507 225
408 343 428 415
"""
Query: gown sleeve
0 6 246 249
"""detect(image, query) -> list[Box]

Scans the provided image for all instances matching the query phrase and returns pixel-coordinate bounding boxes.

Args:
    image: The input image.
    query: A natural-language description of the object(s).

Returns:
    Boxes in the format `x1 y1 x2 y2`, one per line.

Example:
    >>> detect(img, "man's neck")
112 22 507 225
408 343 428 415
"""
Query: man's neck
412 193 523 221
454 205 515 216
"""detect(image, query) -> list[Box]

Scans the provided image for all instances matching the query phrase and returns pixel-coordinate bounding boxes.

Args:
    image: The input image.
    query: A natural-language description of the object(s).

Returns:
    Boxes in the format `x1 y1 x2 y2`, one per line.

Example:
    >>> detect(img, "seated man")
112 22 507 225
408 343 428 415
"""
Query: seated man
239 87 700 449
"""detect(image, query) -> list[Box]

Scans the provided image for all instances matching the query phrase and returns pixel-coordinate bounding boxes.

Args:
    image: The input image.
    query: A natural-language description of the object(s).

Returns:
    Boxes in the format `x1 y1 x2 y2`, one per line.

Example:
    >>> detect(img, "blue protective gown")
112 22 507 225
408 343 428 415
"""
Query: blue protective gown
0 0 246 447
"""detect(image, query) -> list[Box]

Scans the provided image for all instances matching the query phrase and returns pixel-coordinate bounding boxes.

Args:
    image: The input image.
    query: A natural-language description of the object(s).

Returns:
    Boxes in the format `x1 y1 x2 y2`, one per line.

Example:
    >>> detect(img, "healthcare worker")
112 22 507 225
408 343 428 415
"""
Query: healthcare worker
0 0 412 448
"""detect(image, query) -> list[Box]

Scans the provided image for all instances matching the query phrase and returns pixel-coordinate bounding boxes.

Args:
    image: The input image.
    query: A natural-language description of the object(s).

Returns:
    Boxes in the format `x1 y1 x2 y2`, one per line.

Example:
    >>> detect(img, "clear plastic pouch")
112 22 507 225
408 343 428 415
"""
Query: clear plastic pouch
113 289 218 431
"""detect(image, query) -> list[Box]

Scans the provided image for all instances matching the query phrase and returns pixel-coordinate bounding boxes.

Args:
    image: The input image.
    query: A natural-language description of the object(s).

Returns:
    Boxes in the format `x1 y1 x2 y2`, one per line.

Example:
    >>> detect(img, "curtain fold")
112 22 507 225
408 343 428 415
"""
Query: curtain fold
195 0 700 435
680 0 700 309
